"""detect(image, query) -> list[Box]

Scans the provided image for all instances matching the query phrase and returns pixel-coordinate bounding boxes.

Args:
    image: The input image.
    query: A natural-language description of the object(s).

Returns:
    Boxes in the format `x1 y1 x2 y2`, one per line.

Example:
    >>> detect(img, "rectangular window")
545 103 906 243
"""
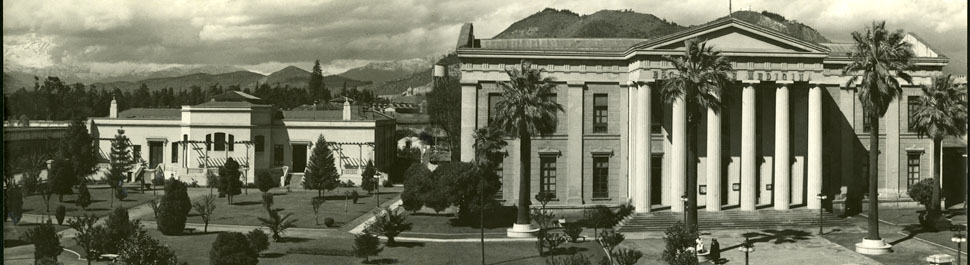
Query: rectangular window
540 156 557 198
907 153 921 188
908 96 919 132
592 157 609 198
214 133 225 151
205 134 212 151
133 145 142 161
488 93 502 125
862 110 872 132
273 144 284 166
593 94 609 133
651 89 663 133
171 143 178 163
255 136 265 152
228 134 234 151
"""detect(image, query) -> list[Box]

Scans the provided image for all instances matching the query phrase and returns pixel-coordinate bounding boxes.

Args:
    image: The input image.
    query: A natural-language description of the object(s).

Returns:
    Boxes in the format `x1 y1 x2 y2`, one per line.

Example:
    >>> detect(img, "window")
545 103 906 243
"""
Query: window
907 153 921 188
205 134 212 150
540 156 557 198
255 136 265 152
651 154 663 204
214 133 226 151
273 145 284 166
171 143 178 163
488 93 502 125
908 96 919 132
651 89 663 133
228 134 234 151
862 110 872 132
133 145 142 161
593 94 608 133
494 163 504 199
592 157 609 198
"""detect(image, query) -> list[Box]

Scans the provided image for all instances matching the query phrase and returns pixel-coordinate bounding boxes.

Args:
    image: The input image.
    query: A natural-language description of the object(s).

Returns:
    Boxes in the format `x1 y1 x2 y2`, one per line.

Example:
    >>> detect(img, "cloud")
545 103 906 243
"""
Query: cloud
2 0 966 75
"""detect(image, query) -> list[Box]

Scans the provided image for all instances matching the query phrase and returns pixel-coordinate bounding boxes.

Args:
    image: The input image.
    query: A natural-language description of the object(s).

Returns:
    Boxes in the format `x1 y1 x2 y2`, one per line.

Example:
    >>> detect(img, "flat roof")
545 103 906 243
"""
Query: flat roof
282 110 392 121
115 108 181 120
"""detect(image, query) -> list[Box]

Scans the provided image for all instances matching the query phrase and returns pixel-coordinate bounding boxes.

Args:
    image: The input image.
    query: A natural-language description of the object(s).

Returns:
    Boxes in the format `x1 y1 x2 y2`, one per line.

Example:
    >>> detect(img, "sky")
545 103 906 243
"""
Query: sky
2 0 967 75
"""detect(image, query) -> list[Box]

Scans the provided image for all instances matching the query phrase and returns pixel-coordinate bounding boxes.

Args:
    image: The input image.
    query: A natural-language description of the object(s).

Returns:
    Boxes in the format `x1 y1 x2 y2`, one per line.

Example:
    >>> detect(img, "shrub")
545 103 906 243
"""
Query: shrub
258 208 297 242
193 194 218 233
22 172 41 196
311 197 324 225
351 190 360 204
366 207 413 246
21 221 62 263
117 229 181 265
324 217 335 227
584 206 615 240
545 253 592 265
353 232 383 263
55 205 66 225
662 222 699 265
67 214 106 263
255 171 275 193
76 183 92 210
219 158 243 204
907 178 936 211
563 223 584 243
261 192 275 211
115 187 128 202
210 232 258 265
537 231 567 256
612 248 644 265
247 229 270 254
361 160 377 194
157 179 189 235
6 186 23 225
105 207 138 253
339 179 356 188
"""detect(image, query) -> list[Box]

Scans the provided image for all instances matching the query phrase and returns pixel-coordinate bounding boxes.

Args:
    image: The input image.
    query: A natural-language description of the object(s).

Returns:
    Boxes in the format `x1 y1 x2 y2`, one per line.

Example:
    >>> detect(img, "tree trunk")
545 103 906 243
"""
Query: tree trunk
480 169 486 265
516 127 532 225
931 138 942 213
686 125 699 230
867 116 881 240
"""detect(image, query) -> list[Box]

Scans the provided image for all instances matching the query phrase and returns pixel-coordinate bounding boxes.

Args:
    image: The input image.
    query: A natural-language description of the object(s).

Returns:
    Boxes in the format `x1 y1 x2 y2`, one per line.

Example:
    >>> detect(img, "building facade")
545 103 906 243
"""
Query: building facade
88 91 396 185
456 18 967 213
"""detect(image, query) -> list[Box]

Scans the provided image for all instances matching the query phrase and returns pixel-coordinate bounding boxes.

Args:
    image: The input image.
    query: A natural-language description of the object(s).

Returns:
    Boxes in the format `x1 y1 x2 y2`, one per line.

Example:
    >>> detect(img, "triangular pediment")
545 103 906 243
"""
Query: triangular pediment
630 18 829 54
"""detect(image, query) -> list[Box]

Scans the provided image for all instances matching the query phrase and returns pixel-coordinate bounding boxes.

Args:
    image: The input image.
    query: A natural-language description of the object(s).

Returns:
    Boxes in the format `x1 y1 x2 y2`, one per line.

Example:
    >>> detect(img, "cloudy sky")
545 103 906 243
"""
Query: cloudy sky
3 0 967 75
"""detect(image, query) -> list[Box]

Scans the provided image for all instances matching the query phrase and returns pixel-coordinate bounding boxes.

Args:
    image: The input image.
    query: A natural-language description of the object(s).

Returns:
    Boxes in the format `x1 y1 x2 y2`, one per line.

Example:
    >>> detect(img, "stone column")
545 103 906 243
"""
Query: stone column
807 83 823 209
628 82 638 203
671 95 687 212
566 81 584 204
460 80 478 162
774 81 792 210
635 81 653 212
706 90 722 212
741 81 759 211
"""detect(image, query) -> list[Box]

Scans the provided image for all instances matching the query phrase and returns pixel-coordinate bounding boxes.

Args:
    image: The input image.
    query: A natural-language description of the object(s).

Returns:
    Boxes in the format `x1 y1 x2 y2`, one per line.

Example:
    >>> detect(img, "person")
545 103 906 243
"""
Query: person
710 238 721 264
695 237 705 253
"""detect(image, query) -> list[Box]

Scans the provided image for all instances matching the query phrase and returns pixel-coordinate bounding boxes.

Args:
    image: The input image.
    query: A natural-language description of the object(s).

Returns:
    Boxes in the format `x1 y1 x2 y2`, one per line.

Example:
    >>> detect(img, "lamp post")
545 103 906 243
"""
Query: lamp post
953 233 966 265
681 195 689 223
817 193 828 235
739 237 755 265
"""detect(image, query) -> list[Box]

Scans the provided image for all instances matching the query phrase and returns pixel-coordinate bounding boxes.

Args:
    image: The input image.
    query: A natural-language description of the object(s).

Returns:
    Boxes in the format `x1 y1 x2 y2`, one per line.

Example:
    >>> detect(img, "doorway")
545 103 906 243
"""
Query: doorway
148 141 164 169
942 148 967 208
292 144 308 172
651 154 663 205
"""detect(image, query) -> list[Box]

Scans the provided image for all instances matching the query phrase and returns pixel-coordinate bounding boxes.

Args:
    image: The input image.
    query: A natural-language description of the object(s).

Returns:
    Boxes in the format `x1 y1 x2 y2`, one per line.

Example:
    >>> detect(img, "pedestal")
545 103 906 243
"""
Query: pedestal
506 223 539 238
855 238 893 255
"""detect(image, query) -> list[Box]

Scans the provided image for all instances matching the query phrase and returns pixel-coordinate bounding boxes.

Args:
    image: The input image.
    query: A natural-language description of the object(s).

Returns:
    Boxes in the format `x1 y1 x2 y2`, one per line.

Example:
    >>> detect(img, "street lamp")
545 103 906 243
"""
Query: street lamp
953 233 966 265
739 237 755 265
817 193 828 235
681 195 689 223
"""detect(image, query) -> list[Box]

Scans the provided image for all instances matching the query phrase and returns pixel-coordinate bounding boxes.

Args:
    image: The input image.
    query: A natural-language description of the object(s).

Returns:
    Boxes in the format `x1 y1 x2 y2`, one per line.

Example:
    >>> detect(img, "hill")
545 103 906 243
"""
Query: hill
338 58 431 83
89 66 369 91
493 9 685 39
724 11 830 43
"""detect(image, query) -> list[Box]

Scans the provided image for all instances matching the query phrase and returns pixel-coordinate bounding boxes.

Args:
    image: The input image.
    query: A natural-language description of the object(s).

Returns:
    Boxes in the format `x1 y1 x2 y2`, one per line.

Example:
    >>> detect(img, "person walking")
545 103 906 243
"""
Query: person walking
709 238 721 264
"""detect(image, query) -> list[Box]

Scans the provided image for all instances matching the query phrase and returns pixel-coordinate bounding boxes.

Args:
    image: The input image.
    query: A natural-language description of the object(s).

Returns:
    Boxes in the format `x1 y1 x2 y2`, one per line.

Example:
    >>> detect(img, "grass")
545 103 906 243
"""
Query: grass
20 185 161 218
142 186 401 228
3 221 71 249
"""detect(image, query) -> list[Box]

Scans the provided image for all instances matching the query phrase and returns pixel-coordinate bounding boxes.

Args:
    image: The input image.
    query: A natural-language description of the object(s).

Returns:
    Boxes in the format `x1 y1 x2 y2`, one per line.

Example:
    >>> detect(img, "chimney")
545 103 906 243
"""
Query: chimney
342 99 351 121
433 64 446 77
110 97 118 118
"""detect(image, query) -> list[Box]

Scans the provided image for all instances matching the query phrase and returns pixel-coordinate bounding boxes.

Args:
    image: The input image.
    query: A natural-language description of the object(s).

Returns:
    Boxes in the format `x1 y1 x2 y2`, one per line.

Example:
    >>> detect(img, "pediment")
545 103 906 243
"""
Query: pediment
632 18 829 54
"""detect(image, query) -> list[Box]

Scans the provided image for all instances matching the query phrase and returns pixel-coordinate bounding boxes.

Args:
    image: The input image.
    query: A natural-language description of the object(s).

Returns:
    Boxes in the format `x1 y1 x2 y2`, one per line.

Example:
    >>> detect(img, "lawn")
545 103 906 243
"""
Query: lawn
142 186 402 228
3 221 71 249
20 185 161 218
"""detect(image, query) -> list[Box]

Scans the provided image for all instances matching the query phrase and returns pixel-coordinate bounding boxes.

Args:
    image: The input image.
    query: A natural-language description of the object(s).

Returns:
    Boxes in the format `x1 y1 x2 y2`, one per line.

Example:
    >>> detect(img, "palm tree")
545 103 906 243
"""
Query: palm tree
493 60 564 230
473 126 507 264
843 21 914 243
659 38 733 230
911 74 968 217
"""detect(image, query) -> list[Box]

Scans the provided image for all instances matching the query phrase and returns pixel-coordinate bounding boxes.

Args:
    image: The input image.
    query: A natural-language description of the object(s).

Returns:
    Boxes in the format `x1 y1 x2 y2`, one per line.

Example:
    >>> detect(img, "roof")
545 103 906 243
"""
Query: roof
478 38 646 51
210 91 263 103
193 101 270 108
389 113 430 124
282 110 392 121
116 108 181 120
821 43 855 57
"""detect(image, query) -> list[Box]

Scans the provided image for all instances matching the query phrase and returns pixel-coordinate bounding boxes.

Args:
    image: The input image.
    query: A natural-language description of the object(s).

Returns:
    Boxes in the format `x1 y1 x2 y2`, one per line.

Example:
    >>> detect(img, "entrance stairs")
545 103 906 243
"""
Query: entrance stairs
617 208 852 232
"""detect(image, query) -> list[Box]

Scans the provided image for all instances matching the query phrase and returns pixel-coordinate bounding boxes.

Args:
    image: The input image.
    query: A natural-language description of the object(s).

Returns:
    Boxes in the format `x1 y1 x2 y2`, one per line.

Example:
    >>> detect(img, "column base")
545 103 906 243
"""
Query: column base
855 238 893 255
506 223 539 238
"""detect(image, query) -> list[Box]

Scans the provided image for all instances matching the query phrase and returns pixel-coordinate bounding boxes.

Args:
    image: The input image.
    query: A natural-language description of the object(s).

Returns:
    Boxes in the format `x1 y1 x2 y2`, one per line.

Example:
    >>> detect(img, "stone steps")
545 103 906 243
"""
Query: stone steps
617 209 853 232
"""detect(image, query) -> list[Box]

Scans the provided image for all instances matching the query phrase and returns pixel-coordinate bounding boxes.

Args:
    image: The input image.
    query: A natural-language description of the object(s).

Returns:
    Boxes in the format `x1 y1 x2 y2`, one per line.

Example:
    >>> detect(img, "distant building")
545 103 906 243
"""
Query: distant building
88 91 396 185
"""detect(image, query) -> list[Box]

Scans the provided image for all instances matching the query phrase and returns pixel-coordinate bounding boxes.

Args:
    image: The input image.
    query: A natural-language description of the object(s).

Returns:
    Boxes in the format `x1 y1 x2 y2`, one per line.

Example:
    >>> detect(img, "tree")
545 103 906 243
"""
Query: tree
220 158 243 204
473 126 507 265
157 179 190 235
117 229 183 265
659 38 732 230
309 60 326 101
353 232 383 263
210 232 258 265
105 206 138 253
49 159 76 202
258 208 297 242
67 214 107 265
247 229 270 254
21 221 62 263
911 74 967 216
108 128 134 208
662 222 699 265
57 118 99 185
193 194 218 233
366 206 413 246
361 160 377 194
255 170 275 193
843 21 915 243
492 60 564 228
77 182 92 211
6 185 23 225
311 197 324 225
304 135 340 198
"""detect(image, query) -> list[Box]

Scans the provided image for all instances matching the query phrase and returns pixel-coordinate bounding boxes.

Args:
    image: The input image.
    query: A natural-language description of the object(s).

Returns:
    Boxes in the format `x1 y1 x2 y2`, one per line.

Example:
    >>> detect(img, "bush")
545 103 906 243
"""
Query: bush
76 183 92 210
353 232 383 263
247 229 270 253
563 223 583 243
210 232 258 265
339 179 355 188
105 207 138 253
584 206 615 240
662 222 699 265
117 229 181 265
22 172 41 195
55 205 66 225
258 208 297 242
6 186 23 225
366 207 413 246
21 221 62 262
157 179 190 235
351 190 360 204
255 171 275 193
324 217 335 227
219 158 243 204
907 178 937 211
67 214 107 262
545 253 592 265
613 248 643 265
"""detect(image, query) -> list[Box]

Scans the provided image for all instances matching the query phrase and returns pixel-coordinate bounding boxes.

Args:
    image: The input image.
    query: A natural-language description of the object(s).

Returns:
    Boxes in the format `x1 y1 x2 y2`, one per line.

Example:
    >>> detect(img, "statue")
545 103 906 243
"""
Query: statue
695 237 705 253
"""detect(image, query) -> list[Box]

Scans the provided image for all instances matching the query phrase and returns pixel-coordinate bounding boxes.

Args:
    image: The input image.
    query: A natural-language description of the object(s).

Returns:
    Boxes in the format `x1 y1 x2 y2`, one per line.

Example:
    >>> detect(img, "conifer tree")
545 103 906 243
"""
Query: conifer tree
57 119 99 185
309 60 325 101
108 129 133 207
303 135 339 198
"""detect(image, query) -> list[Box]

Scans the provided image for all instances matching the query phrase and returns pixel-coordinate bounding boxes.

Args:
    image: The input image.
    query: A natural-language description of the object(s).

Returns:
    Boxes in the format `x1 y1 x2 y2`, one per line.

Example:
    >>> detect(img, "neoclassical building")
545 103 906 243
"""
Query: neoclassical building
456 18 966 213
88 91 397 185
